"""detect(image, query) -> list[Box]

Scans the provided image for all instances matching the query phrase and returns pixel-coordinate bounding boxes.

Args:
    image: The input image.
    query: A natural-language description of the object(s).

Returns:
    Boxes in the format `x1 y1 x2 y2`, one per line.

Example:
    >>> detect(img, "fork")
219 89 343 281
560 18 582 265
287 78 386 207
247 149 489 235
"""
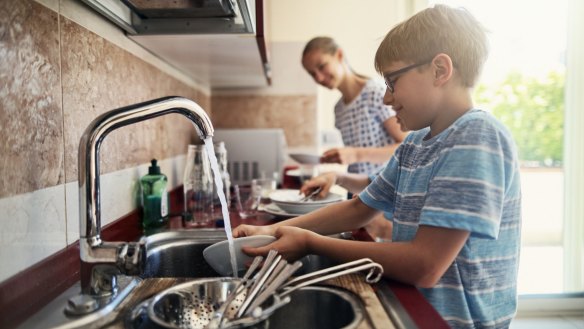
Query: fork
299 187 322 202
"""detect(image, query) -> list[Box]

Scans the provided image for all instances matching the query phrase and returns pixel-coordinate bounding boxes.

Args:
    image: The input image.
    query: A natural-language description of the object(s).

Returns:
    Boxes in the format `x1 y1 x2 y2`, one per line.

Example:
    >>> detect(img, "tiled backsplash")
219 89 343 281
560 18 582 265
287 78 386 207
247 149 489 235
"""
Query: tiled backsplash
211 94 317 147
0 0 207 283
0 0 318 284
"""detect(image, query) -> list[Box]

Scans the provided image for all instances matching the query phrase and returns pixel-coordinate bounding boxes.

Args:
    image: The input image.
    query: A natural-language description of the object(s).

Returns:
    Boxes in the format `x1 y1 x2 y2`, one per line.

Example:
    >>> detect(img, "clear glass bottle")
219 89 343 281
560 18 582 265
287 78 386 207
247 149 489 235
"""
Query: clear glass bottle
183 145 213 226
140 159 168 232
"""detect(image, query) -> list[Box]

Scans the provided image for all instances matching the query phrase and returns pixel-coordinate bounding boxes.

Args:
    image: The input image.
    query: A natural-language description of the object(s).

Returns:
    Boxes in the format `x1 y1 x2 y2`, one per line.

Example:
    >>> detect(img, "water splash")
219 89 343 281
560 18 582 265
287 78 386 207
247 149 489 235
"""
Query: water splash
204 137 238 277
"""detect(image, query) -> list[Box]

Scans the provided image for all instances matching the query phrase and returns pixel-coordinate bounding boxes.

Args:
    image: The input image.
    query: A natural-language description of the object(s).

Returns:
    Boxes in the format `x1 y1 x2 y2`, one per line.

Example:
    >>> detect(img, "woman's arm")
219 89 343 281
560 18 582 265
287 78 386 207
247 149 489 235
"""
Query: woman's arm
320 117 408 165
300 171 371 198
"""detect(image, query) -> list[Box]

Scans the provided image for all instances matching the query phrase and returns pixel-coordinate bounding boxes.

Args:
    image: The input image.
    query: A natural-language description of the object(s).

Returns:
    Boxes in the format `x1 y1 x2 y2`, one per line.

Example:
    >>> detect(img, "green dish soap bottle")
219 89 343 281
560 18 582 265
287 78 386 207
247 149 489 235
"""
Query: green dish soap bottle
140 159 168 233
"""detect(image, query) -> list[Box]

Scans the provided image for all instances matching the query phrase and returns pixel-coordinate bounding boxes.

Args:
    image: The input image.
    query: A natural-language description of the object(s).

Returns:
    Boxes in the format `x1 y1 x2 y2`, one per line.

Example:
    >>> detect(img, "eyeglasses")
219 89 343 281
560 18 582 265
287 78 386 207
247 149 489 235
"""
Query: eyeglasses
383 61 430 94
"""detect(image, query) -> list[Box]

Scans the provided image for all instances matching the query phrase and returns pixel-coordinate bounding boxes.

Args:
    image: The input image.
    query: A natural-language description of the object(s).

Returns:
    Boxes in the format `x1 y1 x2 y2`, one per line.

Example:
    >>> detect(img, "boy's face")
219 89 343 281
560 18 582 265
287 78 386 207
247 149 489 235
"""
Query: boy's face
381 60 438 132
302 49 344 89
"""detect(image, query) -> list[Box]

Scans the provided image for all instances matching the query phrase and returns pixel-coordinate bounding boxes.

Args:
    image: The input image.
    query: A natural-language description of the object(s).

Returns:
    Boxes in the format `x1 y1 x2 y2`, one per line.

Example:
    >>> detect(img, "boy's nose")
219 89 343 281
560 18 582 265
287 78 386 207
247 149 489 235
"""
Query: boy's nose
383 88 394 105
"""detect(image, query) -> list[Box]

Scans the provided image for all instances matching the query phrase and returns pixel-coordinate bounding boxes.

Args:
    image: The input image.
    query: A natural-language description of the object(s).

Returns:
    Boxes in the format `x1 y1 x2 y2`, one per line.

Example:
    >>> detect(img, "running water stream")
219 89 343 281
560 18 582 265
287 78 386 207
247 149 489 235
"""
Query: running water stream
204 138 239 277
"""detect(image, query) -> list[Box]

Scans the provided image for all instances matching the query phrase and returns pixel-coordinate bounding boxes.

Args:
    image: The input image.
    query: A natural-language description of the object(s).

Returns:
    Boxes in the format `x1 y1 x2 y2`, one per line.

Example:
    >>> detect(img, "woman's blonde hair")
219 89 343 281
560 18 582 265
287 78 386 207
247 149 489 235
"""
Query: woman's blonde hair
375 4 489 87
302 36 339 57
303 36 368 79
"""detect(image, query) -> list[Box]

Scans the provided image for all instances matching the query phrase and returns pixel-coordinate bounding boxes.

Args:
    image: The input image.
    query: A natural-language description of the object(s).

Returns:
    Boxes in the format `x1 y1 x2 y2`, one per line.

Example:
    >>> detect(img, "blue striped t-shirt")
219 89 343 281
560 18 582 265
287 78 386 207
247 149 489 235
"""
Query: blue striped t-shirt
359 109 522 329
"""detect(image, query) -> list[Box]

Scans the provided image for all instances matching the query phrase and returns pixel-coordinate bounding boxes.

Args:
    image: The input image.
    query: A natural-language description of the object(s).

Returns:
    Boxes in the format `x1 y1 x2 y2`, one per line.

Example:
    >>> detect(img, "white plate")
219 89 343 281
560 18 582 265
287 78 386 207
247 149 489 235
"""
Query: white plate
269 189 343 205
269 189 344 214
285 169 300 177
288 153 321 164
263 203 303 217
203 235 276 276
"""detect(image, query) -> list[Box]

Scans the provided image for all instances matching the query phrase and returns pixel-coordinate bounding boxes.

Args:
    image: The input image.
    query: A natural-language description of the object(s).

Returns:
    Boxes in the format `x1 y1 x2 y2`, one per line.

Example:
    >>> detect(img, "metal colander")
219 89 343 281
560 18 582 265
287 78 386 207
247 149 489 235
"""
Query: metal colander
147 257 383 329
147 278 284 329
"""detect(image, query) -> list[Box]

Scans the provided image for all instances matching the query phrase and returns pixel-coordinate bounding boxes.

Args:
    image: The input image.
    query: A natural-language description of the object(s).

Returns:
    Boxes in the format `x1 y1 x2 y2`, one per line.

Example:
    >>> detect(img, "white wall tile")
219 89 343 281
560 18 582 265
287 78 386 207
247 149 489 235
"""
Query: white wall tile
0 185 67 282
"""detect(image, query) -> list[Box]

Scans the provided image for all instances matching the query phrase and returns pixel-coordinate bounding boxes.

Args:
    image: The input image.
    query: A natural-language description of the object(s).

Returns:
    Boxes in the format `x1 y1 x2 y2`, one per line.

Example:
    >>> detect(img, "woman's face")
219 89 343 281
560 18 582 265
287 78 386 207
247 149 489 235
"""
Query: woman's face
302 49 344 89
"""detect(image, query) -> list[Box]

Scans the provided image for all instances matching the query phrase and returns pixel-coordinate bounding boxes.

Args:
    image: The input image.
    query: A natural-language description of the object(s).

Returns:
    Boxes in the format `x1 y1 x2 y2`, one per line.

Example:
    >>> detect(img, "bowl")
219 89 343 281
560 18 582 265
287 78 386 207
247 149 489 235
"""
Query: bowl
203 235 276 276
288 153 321 164
269 189 344 215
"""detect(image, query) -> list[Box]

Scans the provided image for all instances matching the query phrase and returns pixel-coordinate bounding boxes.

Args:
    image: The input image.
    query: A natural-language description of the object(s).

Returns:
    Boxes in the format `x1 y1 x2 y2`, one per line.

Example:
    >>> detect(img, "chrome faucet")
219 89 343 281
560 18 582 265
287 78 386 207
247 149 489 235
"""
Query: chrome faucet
71 96 213 314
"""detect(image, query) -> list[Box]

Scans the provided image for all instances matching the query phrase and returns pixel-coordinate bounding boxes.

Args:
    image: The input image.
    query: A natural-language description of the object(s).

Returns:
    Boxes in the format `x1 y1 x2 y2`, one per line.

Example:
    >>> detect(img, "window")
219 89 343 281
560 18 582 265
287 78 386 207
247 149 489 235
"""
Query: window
427 0 583 301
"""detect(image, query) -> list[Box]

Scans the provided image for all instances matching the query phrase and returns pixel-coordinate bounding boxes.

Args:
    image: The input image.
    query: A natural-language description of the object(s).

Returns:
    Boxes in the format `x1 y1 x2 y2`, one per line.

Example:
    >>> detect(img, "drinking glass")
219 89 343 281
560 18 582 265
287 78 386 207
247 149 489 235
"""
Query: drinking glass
183 144 213 226
252 177 277 202
234 185 261 219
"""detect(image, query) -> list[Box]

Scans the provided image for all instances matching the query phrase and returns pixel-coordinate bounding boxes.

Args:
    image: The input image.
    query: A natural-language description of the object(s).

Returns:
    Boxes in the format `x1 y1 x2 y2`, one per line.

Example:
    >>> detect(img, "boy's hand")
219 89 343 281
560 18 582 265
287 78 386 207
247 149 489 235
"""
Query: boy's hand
321 147 358 165
232 224 276 238
241 226 317 261
300 172 337 199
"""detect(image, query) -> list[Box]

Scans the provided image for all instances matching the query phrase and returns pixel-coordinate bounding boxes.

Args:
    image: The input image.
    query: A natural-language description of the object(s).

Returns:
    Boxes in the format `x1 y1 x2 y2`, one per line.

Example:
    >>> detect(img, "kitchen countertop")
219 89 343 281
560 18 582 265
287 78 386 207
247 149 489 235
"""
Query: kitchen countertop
103 274 395 329
156 210 449 329
5 185 449 329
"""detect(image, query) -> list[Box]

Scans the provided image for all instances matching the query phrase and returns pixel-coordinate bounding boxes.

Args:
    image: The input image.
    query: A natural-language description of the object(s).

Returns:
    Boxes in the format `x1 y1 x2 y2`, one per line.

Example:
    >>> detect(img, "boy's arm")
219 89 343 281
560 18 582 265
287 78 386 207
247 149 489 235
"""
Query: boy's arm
233 197 379 237
306 225 469 287
243 223 469 287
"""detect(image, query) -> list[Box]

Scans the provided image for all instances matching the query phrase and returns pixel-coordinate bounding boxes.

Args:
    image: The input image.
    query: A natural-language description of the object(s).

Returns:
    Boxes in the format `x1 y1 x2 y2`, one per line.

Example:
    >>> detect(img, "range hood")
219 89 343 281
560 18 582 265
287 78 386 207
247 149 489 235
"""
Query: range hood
81 0 256 35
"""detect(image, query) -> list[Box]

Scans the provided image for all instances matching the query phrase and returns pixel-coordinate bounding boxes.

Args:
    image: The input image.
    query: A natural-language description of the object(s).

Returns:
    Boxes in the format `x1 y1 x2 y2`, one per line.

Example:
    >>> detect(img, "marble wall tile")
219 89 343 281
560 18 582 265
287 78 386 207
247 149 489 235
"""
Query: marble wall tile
60 17 210 184
211 95 317 147
0 0 64 198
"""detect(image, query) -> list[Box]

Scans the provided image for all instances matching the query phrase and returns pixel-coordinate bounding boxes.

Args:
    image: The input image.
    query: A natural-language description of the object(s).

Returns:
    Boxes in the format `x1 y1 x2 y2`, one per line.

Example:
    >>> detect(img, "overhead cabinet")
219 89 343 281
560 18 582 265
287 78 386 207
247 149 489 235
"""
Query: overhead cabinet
82 0 270 88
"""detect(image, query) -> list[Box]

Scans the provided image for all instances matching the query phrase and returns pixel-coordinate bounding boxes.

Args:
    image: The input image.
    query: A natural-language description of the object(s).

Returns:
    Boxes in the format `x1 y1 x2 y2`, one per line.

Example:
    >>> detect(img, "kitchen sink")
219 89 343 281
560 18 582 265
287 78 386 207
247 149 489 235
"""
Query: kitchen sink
142 229 352 278
142 229 227 278
126 285 364 329
132 229 365 328
266 286 364 329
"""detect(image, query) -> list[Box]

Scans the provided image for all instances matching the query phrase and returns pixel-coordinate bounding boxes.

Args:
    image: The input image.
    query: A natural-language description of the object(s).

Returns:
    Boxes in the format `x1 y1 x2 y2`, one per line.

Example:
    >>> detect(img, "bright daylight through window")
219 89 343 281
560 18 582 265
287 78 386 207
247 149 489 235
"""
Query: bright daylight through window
429 0 582 297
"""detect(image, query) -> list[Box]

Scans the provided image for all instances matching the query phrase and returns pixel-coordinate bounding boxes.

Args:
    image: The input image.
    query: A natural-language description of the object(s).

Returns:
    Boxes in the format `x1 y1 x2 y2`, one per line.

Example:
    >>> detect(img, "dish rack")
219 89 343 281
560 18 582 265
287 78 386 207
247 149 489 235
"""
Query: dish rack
213 129 287 185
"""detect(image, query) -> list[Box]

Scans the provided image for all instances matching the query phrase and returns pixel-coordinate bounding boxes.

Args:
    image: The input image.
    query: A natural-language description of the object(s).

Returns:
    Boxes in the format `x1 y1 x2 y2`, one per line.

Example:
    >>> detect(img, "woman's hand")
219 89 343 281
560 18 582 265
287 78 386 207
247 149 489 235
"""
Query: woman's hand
300 172 337 199
241 226 318 261
320 147 358 165
232 224 276 238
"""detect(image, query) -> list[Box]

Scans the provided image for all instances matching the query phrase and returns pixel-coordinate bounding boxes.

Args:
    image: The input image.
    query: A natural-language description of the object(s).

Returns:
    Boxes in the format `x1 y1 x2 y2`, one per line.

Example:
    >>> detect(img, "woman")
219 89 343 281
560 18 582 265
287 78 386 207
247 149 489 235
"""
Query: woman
301 36 406 173
301 36 407 240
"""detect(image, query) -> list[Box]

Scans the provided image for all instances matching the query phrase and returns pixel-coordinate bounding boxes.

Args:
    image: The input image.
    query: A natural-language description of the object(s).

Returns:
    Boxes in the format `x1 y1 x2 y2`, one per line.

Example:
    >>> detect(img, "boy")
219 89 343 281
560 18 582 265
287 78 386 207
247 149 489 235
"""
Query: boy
234 5 521 328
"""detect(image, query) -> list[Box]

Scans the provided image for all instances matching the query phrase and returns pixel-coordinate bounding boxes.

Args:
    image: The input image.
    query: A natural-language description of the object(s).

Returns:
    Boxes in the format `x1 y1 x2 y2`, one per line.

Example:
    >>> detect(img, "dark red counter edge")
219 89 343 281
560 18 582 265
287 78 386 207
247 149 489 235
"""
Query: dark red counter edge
0 187 447 329
0 187 182 329
352 228 449 329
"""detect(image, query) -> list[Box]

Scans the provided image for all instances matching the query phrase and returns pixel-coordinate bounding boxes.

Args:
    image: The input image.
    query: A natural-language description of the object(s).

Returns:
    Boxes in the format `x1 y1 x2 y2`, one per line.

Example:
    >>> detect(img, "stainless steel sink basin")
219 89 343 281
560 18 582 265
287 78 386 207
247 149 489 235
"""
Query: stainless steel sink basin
142 230 352 278
266 286 364 329
142 229 227 278
134 229 365 328
126 284 364 329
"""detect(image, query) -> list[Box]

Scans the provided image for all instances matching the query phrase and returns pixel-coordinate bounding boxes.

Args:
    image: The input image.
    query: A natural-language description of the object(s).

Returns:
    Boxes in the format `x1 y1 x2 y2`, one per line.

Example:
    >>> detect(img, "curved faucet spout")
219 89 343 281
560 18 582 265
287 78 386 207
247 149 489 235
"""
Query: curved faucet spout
77 96 213 295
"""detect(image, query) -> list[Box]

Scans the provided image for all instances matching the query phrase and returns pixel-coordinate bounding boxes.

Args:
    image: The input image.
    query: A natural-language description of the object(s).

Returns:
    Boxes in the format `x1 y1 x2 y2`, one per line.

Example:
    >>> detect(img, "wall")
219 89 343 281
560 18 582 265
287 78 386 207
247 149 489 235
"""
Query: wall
0 0 422 284
212 0 417 152
0 0 210 283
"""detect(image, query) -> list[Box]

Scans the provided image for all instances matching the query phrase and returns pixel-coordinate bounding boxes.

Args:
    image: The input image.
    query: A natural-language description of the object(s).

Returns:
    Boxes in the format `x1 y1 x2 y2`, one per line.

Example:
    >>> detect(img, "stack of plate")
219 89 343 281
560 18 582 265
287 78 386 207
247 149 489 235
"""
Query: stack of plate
268 189 344 215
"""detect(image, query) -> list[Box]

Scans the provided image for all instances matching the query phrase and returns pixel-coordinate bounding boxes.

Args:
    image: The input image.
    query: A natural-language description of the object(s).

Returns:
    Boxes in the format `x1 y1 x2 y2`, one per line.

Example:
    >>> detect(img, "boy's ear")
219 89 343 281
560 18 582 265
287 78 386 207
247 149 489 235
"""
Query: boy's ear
431 53 454 86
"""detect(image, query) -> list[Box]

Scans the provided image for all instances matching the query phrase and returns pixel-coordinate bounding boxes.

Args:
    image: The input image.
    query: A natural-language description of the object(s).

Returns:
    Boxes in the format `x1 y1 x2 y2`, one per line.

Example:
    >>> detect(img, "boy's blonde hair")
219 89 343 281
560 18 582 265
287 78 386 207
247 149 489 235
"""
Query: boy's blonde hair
375 4 489 87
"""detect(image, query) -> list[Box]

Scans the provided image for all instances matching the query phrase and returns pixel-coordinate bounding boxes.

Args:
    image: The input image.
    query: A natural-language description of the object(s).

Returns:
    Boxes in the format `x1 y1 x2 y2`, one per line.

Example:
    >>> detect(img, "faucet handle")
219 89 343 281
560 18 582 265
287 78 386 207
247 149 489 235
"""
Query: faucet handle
117 241 145 275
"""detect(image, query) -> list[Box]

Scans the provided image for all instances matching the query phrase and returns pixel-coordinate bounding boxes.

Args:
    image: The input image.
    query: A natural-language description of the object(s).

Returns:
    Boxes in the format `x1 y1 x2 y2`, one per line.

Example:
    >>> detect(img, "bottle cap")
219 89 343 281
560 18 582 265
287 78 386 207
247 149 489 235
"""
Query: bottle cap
148 159 161 175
